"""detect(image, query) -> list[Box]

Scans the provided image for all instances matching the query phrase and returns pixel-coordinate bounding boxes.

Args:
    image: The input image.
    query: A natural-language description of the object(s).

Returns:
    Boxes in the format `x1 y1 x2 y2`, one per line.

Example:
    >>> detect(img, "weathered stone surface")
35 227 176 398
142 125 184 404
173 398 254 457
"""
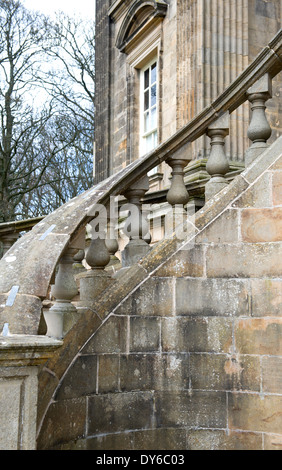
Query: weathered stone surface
228 393 282 434
130 317 160 353
120 353 190 392
270 154 282 170
190 353 261 392
0 367 39 450
115 277 174 316
37 398 87 450
243 136 282 184
235 318 282 355
175 278 250 317
133 428 187 450
86 433 134 450
232 171 273 208
195 209 239 243
155 391 226 429
0 231 70 298
272 170 282 206
206 242 282 278
195 175 248 230
82 315 128 354
241 207 282 242
95 263 148 320
250 279 282 316
264 434 282 451
55 355 98 400
87 391 155 435
154 244 204 277
98 355 120 394
261 356 282 393
0 293 43 335
161 317 233 353
119 354 156 392
186 429 262 450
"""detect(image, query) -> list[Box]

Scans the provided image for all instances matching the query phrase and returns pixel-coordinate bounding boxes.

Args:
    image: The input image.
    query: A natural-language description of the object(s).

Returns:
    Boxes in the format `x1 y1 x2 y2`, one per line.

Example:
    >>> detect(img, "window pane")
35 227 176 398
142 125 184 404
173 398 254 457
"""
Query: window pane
151 106 157 129
145 133 154 153
144 90 149 110
151 62 157 84
144 68 150 89
151 84 157 106
144 111 150 133
153 130 158 147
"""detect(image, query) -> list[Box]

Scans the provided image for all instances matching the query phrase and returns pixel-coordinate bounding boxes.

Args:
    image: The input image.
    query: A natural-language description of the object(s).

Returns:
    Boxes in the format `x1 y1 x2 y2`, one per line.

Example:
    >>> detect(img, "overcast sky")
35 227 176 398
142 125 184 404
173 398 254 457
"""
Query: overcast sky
23 0 96 18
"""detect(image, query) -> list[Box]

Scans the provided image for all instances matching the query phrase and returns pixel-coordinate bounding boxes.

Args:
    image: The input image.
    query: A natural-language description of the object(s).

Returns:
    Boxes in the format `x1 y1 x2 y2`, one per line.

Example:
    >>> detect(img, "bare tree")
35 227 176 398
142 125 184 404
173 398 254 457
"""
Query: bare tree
0 1 95 221
0 0 51 221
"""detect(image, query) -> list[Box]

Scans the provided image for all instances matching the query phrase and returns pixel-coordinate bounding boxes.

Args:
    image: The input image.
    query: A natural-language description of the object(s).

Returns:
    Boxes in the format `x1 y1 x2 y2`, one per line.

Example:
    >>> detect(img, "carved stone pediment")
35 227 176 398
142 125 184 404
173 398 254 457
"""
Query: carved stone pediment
115 1 168 53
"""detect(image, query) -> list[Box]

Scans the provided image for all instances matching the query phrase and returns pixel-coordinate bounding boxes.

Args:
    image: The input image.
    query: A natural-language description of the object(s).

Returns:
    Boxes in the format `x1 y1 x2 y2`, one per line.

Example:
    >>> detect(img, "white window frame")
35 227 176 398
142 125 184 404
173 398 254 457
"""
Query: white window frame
139 57 158 158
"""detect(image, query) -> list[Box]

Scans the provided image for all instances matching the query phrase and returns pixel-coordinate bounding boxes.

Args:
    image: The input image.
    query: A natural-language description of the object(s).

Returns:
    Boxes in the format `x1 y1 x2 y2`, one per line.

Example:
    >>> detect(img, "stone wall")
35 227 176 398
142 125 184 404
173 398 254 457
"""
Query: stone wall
94 0 282 183
37 139 282 450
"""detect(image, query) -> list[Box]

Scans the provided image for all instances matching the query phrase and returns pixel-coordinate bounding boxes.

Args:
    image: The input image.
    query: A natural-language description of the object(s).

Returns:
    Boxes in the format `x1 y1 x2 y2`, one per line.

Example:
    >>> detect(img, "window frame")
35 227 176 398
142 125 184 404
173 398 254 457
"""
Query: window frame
139 56 159 157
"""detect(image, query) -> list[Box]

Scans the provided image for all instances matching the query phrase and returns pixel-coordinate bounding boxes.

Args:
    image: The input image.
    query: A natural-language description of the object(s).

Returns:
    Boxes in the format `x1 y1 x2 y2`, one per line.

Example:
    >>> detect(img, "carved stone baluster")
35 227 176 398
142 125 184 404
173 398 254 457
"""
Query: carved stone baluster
121 175 151 267
205 113 230 201
166 157 190 208
166 156 189 235
44 247 79 339
105 219 120 271
245 73 272 167
76 218 114 310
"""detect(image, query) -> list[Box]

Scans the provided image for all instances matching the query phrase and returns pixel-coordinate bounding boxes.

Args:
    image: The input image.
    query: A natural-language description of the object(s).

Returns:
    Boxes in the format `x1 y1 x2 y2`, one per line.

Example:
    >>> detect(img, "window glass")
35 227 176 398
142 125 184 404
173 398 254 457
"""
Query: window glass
151 62 157 84
151 84 156 106
140 59 158 158
144 68 150 89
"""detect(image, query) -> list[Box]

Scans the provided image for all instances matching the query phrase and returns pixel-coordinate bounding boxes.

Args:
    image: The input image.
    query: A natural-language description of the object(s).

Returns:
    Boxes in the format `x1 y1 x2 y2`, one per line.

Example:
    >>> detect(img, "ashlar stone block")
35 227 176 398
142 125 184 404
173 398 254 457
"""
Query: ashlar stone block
175 278 250 317
241 207 282 242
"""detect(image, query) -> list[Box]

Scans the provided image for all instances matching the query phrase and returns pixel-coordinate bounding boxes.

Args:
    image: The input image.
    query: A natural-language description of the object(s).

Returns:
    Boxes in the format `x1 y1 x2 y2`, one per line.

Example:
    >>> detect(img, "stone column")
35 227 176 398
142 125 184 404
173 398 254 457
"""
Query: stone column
0 334 62 450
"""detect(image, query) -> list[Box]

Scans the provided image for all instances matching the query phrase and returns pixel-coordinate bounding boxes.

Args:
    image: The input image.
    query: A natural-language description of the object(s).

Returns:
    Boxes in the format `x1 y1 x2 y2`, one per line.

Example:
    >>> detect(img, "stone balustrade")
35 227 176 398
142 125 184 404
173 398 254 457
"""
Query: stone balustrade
1 30 281 339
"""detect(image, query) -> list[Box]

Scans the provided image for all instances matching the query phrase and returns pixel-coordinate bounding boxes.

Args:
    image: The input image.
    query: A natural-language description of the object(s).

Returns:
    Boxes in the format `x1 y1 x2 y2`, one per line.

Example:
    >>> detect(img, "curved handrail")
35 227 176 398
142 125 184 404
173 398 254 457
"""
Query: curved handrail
0 29 281 334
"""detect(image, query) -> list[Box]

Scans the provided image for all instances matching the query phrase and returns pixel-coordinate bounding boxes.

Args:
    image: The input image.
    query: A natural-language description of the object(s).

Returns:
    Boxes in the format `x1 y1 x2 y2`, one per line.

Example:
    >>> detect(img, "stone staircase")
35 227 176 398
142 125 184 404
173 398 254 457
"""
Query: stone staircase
0 30 281 450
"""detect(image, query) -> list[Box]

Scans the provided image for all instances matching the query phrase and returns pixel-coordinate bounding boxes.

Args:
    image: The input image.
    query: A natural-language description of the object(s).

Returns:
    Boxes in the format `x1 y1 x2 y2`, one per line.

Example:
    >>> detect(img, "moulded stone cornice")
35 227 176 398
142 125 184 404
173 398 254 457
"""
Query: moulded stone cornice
0 335 63 367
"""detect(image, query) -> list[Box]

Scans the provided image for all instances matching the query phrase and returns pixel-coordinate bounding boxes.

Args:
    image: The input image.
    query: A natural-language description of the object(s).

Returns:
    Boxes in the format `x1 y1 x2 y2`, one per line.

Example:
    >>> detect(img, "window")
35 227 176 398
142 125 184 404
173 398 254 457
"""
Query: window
140 58 158 156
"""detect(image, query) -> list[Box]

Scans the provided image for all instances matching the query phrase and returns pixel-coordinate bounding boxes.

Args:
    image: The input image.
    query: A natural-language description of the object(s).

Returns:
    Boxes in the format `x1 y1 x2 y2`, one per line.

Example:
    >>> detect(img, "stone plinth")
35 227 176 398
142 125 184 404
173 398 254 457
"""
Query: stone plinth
0 334 62 450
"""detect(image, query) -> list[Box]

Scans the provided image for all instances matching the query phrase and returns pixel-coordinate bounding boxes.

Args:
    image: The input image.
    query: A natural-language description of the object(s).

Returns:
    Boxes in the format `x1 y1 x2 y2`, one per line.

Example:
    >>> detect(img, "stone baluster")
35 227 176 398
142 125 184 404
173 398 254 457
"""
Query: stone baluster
76 217 114 310
121 175 151 267
44 247 79 339
166 157 190 208
205 113 230 201
165 156 189 236
105 219 120 271
245 73 272 167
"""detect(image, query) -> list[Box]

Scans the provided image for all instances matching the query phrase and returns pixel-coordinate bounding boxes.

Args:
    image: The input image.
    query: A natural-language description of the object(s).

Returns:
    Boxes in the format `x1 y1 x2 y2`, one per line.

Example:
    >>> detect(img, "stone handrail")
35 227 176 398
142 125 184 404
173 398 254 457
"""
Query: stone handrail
0 29 281 337
0 216 44 258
